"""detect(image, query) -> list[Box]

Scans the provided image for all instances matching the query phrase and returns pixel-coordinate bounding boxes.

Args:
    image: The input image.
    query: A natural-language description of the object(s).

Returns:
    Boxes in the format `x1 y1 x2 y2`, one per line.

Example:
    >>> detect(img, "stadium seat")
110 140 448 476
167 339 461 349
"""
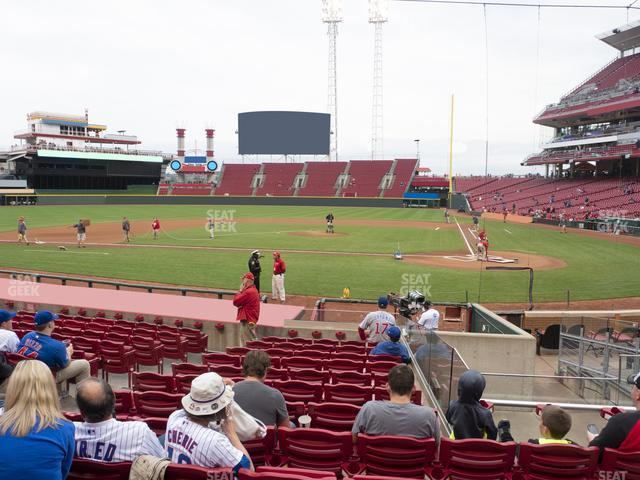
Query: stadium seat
599 448 640 480
133 371 176 392
227 346 251 356
271 380 323 403
516 443 599 480
330 371 372 386
157 332 188 362
114 390 135 417
203 352 242 367
100 339 136 388
247 340 273 349
296 349 332 361
141 416 168 436
68 459 131 480
282 357 320 371
288 368 330 384
133 391 182 417
307 402 361 432
73 336 102 355
354 434 437 478
366 360 400 375
425 438 516 480
323 383 373 406
180 327 209 353
243 426 277 467
270 427 353 476
174 373 198 394
164 465 233 480
211 365 243 377
324 358 364 373
241 466 337 480
172 362 209 376
131 335 164 373
331 352 366 363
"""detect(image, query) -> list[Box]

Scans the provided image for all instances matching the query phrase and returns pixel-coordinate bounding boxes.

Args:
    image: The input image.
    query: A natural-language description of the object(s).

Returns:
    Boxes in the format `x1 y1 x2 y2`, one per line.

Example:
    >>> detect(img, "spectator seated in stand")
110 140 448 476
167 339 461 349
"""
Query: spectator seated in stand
0 360 75 480
16 311 90 388
589 372 640 452
529 405 576 445
74 378 164 462
352 364 439 441
233 350 289 428
370 326 411 364
0 310 19 354
165 372 253 472
446 370 502 440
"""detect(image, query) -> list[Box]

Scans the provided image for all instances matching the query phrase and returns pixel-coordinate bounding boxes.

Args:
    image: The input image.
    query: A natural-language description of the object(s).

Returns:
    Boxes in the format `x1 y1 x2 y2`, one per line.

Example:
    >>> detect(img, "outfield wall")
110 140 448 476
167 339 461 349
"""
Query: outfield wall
36 195 404 208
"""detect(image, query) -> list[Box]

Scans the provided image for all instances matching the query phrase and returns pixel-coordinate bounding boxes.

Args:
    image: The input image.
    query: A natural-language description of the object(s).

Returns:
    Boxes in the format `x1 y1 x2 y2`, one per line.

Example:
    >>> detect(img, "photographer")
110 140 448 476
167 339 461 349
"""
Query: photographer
248 250 262 291
417 301 440 331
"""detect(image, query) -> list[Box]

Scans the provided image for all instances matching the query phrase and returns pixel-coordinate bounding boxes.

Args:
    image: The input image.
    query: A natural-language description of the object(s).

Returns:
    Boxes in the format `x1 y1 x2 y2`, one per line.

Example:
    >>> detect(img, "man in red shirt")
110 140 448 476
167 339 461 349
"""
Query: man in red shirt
233 272 261 345
151 217 161 240
271 251 286 304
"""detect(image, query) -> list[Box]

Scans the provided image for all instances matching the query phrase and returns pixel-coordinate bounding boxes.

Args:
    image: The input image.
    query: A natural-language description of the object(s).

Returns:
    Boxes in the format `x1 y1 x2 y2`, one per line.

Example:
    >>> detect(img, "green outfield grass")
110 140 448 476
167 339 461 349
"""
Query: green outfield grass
0 205 638 303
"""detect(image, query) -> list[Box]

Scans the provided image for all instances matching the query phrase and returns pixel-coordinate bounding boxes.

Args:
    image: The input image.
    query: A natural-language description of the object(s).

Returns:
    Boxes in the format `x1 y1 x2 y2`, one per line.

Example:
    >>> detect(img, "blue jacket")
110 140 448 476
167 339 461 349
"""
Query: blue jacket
371 341 411 364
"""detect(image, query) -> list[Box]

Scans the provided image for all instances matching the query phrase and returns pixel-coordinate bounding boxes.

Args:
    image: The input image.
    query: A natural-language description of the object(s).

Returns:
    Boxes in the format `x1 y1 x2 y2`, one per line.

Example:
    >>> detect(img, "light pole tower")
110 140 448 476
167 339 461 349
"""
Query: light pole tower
369 0 388 160
322 0 343 161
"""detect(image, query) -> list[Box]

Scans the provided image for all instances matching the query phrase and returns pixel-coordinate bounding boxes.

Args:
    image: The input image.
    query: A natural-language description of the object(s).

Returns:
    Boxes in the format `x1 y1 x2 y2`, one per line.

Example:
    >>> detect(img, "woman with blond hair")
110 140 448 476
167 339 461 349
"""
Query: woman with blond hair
0 360 75 480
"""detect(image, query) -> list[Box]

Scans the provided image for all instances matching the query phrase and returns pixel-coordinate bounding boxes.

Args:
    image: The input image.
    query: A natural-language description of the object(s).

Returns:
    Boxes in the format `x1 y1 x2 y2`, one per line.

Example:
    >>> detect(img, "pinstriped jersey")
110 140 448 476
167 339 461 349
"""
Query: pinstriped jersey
73 419 164 462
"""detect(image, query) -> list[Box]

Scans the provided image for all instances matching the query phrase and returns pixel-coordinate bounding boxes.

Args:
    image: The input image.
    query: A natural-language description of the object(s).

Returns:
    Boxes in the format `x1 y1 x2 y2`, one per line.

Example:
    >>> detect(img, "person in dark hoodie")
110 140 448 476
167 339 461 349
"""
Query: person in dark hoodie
445 370 499 440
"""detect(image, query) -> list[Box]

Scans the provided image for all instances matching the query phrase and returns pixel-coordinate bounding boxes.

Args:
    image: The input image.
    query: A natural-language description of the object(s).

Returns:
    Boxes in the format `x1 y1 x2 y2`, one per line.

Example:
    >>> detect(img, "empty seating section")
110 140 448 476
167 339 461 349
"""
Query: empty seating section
456 175 640 218
157 184 170 195
256 163 304 196
298 162 347 196
342 160 393 197
568 53 640 97
169 183 212 195
215 164 261 195
385 159 418 197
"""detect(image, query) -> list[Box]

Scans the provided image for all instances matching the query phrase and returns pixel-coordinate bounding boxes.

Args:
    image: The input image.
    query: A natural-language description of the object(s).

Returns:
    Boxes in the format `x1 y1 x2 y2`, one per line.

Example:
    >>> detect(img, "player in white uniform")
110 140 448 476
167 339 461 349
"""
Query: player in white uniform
358 296 397 343
73 378 163 462
417 302 440 330
165 372 252 472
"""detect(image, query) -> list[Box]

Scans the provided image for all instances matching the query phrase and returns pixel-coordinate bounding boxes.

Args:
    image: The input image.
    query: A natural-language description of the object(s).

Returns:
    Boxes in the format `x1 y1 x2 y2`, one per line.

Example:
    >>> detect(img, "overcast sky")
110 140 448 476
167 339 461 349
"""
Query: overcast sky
2 0 638 174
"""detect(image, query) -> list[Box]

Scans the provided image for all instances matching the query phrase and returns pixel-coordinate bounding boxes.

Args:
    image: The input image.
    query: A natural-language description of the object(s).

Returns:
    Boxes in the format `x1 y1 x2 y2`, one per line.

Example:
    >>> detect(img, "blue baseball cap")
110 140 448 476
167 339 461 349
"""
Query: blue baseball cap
34 310 58 326
387 326 401 341
0 310 16 323
378 296 389 307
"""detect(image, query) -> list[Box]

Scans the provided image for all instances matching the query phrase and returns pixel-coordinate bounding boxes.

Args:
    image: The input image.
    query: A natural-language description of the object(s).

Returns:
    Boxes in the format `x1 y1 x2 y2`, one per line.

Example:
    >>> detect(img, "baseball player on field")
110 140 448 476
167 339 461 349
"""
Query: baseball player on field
71 220 87 248
17 216 29 245
73 378 163 462
151 217 160 240
165 372 253 472
358 296 397 343
325 212 335 234
121 217 131 243
271 251 286 303
207 217 215 239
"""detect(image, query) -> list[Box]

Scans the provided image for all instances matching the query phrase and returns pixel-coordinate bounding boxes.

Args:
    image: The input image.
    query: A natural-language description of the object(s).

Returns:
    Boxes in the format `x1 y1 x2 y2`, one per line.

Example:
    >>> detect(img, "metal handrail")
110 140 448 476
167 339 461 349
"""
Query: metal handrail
482 399 631 411
483 373 616 380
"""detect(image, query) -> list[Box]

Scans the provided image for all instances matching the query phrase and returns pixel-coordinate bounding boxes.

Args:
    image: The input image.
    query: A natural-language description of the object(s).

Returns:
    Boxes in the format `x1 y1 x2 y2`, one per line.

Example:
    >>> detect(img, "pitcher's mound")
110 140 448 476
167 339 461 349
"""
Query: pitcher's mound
287 231 349 238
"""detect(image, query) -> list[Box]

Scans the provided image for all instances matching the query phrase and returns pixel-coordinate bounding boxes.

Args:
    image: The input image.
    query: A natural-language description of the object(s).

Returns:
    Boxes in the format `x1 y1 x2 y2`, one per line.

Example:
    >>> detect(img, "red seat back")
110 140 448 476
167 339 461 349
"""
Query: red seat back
324 383 373 406
600 448 640 480
270 380 323 403
276 427 353 476
68 459 131 480
171 362 208 376
426 438 516 480
288 369 329 384
517 443 599 480
133 372 176 392
356 434 437 478
282 357 318 371
164 465 233 480
133 391 182 417
307 402 361 432
202 352 241 367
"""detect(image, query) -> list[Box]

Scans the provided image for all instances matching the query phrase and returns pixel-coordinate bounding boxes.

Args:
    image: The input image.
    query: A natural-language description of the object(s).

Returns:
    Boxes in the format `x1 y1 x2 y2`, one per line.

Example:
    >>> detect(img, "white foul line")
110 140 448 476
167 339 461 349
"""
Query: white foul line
454 217 475 256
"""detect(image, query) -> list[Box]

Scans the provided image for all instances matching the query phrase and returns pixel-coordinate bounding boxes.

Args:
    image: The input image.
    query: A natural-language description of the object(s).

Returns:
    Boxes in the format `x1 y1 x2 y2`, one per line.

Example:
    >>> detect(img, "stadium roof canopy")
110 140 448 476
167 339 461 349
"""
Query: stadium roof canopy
597 21 640 52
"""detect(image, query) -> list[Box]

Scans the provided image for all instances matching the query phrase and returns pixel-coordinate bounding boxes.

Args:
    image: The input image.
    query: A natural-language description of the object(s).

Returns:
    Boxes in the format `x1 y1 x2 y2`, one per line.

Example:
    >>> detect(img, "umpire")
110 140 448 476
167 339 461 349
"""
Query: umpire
248 250 262 291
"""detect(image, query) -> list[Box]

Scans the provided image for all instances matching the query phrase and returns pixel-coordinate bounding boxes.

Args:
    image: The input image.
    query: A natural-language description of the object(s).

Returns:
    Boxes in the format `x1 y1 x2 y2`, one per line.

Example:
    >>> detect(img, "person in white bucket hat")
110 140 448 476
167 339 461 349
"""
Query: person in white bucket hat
164 372 253 472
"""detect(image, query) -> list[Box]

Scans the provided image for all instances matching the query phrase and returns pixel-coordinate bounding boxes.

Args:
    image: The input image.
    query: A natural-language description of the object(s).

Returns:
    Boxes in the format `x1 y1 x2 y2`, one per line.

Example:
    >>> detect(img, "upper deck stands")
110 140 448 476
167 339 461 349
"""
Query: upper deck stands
255 163 303 197
342 160 393 198
215 164 261 196
385 159 418 197
298 162 347 197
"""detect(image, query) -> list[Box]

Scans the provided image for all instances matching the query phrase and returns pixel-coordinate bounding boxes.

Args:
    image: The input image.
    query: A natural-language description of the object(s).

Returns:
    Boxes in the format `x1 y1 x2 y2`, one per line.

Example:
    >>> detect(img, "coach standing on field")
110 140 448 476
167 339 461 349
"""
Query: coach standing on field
248 250 262 291
271 251 286 304
234 273 261 345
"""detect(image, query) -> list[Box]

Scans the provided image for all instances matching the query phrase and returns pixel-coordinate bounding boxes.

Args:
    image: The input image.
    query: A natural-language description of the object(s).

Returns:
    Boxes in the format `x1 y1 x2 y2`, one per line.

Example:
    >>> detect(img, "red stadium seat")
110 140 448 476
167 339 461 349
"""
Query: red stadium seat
288 368 330 384
243 426 277 467
352 476 406 480
599 448 640 480
68 459 131 480
286 338 314 347
5 352 30 366
114 390 135 417
516 443 599 480
270 427 353 476
133 391 182 417
265 348 293 359
141 416 168 436
354 434 437 478
330 371 371 386
100 339 136 388
296 349 332 361
158 332 188 362
82 328 107 340
203 352 241 367
282 357 319 371
324 358 364 373
330 352 364 362
107 332 131 344
131 335 164 373
133 372 176 393
425 438 516 480
211 365 243 377
110 325 134 336
324 383 373 406
240 466 337 480
174 374 198 394
247 340 273 349
180 327 209 354
369 354 402 363
271 380 323 403
64 411 83 421
171 362 209 376
267 367 289 381
72 350 100 377
366 360 399 375
227 346 250 356
307 402 361 432
164 465 233 480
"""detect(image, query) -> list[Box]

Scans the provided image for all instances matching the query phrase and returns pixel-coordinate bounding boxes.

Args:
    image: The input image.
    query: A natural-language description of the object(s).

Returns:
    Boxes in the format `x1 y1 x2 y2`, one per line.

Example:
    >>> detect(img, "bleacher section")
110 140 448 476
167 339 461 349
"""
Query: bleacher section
215 164 261 196
298 162 347 197
384 159 418 197
255 163 304 196
167 183 212 195
341 160 393 197
456 176 640 218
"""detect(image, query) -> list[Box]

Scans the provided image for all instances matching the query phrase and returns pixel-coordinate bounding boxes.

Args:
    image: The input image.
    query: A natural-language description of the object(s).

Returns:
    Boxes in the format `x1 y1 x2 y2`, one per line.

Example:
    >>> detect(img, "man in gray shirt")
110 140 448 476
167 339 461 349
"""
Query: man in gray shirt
233 350 289 427
352 364 440 442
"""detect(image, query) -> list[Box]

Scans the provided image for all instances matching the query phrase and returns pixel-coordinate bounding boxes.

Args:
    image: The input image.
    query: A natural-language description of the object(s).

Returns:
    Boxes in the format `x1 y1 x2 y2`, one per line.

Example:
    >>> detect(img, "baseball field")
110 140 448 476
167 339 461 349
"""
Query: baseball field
0 204 639 305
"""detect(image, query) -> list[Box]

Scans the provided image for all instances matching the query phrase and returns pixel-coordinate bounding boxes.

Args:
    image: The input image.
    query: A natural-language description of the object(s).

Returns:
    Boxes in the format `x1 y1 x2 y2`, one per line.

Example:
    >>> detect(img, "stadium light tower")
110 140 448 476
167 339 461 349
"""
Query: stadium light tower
322 0 343 161
369 0 388 160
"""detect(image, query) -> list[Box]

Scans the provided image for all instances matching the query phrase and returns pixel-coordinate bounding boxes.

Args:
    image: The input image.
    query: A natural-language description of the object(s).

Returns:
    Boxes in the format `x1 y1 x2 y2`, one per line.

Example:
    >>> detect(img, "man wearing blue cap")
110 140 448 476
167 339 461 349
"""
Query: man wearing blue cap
358 296 397 343
0 310 19 354
371 326 411 364
17 310 90 387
